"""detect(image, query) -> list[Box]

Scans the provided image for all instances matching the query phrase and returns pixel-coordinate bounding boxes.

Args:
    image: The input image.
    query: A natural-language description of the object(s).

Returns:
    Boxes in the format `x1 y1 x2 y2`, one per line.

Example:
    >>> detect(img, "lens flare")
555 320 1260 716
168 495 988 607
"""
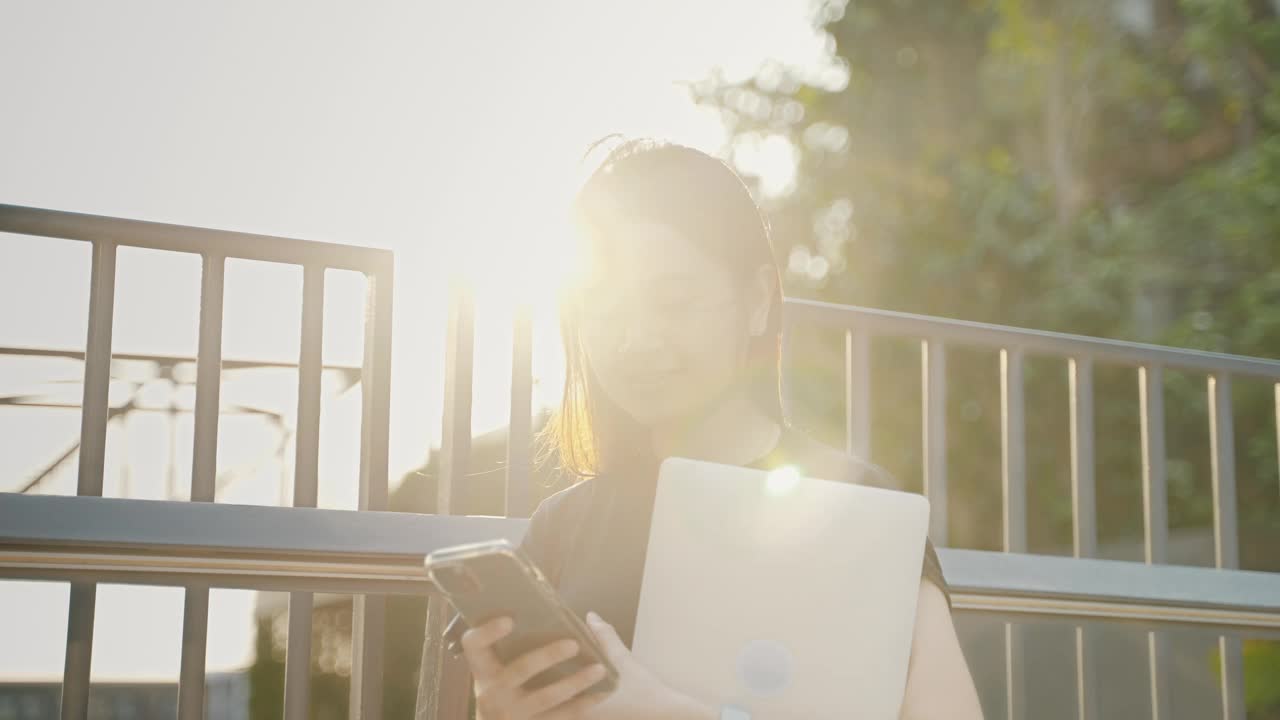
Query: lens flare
765 466 801 497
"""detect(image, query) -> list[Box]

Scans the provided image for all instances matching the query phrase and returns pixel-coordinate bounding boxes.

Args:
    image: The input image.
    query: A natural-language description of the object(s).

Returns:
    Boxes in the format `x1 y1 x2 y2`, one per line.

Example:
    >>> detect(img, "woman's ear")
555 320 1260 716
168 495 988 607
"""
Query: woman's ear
749 265 778 337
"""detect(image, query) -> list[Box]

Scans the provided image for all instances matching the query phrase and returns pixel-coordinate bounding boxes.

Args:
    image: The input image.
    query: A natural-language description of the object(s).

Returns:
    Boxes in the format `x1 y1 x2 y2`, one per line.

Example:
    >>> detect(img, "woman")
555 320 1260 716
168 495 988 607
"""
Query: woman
457 139 983 719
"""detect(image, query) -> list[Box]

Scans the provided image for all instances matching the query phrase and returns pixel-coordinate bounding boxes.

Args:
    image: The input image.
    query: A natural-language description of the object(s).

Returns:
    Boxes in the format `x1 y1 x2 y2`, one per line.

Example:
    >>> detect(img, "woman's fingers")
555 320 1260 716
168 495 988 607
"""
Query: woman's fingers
584 612 625 663
498 638 581 690
518 662 609 717
536 690 611 720
460 616 512 680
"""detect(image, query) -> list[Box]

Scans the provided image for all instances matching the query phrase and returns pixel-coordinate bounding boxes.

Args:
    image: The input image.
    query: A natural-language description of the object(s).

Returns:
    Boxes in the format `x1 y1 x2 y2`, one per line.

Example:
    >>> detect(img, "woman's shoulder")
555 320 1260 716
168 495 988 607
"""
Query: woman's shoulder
778 427 952 603
530 475 596 523
776 427 900 490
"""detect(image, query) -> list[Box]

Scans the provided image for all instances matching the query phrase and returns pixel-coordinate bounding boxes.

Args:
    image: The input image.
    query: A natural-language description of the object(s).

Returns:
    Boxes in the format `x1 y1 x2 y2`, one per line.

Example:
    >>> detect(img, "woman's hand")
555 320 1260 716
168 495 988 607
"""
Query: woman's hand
580 612 714 720
461 616 612 720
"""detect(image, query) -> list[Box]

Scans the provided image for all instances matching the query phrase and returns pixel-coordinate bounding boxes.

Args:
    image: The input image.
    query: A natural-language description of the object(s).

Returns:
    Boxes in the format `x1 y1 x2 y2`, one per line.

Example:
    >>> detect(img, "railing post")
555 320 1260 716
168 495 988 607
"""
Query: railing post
1069 357 1098 720
61 239 117 720
1000 348 1027 720
1208 374 1244 720
1138 364 1171 720
351 259 395 720
416 280 476 720
922 339 948 545
507 303 534 518
284 264 325 720
178 252 225 720
845 329 872 459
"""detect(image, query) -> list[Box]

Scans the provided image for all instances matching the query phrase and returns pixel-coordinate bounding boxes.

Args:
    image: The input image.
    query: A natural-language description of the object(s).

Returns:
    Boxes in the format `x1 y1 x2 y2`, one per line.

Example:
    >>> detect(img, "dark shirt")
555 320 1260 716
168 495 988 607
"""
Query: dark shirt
518 427 949 648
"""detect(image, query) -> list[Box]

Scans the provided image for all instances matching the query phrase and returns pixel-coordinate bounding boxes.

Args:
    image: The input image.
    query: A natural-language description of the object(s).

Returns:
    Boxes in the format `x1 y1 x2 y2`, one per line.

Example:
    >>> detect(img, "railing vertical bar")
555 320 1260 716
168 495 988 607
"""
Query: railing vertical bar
350 595 387 720
1208 374 1244 720
506 304 534 518
60 585 96 720
189 252 224 502
845 329 871 459
177 584 209 720
77 240 116 496
350 257 394 717
61 239 116 720
780 321 795 421
1275 383 1280 499
416 279 476 720
1069 357 1098 720
283 264 324 720
357 259 394 513
921 339 948 545
1138 364 1170 720
438 279 473 514
1000 348 1027 720
351 260 394 720
1069 358 1098 558
1001 347 1028 554
283 592 314 720
293 264 324 509
178 252 224 720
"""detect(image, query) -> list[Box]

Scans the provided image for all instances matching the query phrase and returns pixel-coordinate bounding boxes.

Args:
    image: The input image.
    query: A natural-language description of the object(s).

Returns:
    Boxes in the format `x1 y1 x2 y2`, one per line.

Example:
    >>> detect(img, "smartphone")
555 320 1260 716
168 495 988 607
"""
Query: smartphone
424 539 618 695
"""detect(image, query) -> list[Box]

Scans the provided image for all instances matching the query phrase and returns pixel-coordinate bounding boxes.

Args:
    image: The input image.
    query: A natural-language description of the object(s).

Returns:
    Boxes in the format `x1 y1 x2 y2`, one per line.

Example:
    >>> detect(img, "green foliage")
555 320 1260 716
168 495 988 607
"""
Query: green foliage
696 0 1280 566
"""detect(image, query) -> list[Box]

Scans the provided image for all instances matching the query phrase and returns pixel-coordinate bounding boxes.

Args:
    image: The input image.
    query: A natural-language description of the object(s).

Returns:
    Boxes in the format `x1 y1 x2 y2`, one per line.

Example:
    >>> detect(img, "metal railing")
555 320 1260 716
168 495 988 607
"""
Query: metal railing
2 204 1278 720
782 299 1280 720
0 204 395 720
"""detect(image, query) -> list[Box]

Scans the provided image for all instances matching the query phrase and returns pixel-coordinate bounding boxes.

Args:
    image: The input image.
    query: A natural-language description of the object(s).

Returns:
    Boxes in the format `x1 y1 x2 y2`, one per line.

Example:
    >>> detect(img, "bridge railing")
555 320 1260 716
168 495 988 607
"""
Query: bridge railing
2 203 1278 720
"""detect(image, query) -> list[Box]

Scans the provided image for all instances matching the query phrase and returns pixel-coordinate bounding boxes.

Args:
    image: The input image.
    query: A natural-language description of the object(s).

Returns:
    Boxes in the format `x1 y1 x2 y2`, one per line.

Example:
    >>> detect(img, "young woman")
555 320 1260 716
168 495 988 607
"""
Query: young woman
457 139 984 719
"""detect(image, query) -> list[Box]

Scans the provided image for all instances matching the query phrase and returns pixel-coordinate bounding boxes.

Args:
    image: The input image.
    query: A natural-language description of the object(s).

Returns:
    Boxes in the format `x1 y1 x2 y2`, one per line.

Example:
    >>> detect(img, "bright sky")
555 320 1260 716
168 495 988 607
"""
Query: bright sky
0 0 832 681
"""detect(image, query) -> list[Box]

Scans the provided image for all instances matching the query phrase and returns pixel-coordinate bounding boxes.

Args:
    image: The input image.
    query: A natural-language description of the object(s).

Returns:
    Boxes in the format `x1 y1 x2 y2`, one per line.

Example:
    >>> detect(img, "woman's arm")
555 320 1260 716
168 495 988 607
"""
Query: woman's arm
899 581 984 719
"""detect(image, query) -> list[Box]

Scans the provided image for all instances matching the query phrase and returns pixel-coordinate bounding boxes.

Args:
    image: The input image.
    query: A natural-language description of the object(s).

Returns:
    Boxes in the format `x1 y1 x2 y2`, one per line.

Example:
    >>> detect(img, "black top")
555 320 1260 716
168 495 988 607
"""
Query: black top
517 427 949 648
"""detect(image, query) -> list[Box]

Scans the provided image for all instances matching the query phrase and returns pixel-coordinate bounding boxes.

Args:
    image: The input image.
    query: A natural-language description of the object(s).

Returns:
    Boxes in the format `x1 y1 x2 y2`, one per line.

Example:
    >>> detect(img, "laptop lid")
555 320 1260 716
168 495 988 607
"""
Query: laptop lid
631 457 930 719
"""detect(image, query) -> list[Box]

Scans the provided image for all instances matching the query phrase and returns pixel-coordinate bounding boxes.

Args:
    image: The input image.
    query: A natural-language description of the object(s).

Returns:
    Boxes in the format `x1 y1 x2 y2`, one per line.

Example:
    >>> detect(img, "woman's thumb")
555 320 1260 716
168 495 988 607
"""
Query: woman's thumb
586 611 624 658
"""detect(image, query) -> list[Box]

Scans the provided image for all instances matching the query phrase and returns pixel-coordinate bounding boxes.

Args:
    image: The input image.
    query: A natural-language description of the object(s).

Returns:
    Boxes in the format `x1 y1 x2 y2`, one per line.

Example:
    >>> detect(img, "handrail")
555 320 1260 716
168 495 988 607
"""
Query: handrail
785 298 1280 380
2 494 1277 637
0 203 397 720
0 203 392 273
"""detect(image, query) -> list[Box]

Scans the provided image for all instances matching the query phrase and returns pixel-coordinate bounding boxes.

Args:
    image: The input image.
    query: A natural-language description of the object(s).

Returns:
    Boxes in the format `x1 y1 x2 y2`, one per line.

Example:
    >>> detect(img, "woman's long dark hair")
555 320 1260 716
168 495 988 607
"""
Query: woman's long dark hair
544 138 786 480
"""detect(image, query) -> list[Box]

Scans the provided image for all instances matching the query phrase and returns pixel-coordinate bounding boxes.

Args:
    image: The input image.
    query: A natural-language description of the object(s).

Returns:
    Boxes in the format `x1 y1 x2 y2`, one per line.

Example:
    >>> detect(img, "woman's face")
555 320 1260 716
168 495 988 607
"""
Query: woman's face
574 219 768 426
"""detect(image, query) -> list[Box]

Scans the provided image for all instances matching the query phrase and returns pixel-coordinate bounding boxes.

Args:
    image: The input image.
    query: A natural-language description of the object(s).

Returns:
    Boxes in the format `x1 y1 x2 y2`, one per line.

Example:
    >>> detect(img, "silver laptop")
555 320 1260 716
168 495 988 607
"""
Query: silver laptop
631 457 930 720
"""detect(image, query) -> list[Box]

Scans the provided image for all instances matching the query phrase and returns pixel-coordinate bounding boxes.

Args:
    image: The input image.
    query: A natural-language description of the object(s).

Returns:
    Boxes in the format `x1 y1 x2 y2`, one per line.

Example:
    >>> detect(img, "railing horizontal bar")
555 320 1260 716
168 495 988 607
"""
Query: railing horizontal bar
0 204 392 274
939 549 1280 617
953 597 1280 638
1 562 431 596
5 535 1278 623
785 299 1280 381
0 494 522 557
4 552 1277 640
0 344 361 372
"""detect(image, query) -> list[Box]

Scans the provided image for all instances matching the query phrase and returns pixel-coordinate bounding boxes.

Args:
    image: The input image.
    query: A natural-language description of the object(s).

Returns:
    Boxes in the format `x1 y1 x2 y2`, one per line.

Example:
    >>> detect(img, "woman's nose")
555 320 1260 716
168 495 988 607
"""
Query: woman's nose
615 310 666 355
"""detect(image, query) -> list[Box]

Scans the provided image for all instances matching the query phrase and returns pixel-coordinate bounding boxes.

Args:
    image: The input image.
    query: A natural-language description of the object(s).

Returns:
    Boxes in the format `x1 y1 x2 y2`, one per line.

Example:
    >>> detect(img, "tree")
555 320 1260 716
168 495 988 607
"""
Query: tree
697 0 1279 568
699 2 1280 714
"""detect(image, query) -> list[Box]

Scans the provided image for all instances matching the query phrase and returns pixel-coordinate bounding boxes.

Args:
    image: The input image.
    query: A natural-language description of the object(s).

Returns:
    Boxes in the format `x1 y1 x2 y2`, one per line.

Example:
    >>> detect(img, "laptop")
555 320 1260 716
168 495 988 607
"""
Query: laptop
631 457 930 720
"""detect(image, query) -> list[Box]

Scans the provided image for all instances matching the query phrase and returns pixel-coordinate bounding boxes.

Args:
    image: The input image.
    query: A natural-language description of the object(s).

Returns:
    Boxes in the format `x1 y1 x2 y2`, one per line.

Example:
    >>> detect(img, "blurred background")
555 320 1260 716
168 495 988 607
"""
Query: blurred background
2 0 1279 717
